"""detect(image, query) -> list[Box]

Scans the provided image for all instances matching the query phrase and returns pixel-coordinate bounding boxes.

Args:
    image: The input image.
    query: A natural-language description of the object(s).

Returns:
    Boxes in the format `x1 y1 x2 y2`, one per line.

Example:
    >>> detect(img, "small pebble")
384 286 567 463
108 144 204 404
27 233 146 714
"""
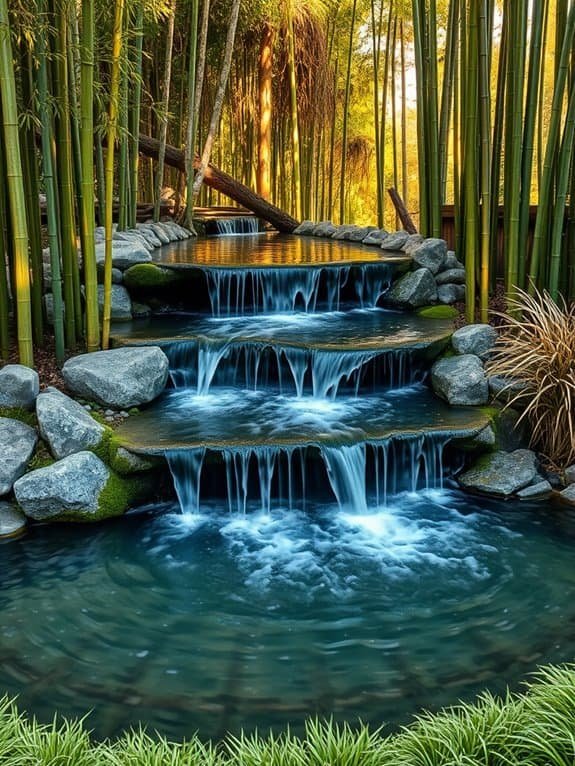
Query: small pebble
105 416 115 423
120 411 129 418
104 409 115 416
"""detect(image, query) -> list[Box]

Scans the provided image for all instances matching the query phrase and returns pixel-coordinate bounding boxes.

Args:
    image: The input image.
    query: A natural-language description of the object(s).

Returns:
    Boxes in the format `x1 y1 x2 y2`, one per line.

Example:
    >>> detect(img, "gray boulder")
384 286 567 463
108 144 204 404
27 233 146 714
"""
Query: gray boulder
148 223 171 244
385 268 437 309
0 503 26 538
443 252 465 270
36 388 106 460
331 224 356 240
564 464 575 484
312 221 338 237
436 268 466 286
458 449 539 496
136 224 163 248
402 234 426 253
293 220 316 235
560 485 575 505
113 230 154 252
411 238 448 274
95 242 152 270
0 417 37 495
452 323 497 359
0 365 39 410
342 226 376 242
97 284 132 322
431 354 489 405
488 375 528 404
96 266 123 285
14 451 116 522
438 284 466 304
517 480 553 500
362 228 388 245
62 346 169 408
380 231 409 251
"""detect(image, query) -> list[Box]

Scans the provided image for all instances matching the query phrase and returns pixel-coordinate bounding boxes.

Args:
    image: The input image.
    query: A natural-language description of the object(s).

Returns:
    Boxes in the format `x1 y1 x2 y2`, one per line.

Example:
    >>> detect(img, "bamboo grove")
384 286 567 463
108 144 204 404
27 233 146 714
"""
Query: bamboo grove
1 0 575 367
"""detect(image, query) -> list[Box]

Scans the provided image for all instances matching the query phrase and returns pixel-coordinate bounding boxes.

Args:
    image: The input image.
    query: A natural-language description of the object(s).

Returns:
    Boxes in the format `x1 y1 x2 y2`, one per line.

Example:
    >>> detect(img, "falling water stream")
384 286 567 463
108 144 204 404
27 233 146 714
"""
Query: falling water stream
1 234 571 743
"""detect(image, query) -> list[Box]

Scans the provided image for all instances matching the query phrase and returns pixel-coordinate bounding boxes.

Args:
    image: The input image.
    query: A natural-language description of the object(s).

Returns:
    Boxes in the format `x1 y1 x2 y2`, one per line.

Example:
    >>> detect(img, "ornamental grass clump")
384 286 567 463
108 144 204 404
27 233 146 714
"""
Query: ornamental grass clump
487 288 575 469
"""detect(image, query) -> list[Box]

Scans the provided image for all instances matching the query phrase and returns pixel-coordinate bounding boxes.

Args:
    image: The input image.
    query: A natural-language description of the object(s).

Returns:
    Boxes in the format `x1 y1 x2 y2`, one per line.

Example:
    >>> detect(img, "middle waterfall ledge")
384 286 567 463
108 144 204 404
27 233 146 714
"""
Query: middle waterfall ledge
110 308 453 396
115 386 492 512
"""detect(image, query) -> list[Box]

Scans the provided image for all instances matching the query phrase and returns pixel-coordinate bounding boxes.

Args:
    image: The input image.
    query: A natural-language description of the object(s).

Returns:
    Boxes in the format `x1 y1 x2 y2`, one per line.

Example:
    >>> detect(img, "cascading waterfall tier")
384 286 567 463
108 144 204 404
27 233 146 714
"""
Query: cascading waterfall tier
211 217 261 236
165 339 422 397
205 263 393 315
166 436 450 515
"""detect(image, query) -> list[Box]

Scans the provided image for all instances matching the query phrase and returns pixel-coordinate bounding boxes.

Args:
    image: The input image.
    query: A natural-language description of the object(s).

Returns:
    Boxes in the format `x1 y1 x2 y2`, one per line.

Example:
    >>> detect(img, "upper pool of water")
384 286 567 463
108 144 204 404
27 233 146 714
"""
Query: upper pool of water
0 491 573 741
151 233 411 269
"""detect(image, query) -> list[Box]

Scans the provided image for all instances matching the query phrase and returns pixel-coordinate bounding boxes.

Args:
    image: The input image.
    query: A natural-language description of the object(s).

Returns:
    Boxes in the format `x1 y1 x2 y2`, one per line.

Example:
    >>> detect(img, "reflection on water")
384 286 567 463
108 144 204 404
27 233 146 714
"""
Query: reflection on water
151 233 411 268
0 492 574 741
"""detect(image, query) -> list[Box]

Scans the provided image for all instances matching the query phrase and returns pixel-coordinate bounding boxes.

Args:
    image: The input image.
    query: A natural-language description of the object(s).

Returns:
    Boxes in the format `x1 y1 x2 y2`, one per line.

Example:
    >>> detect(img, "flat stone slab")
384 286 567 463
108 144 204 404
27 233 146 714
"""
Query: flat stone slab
62 346 169 409
110 308 454 354
0 417 37 496
458 449 539 496
0 503 26 538
115 386 491 455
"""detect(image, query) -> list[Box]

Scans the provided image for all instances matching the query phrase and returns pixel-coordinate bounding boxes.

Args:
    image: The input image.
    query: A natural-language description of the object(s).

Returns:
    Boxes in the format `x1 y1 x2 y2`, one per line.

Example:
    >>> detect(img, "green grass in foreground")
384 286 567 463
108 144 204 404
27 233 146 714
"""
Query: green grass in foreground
1 664 575 764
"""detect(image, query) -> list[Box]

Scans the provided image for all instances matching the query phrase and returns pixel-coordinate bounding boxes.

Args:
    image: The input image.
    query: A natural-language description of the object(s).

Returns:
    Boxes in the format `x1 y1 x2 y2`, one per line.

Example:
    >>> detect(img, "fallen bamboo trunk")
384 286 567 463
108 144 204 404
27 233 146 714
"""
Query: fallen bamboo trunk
137 134 300 233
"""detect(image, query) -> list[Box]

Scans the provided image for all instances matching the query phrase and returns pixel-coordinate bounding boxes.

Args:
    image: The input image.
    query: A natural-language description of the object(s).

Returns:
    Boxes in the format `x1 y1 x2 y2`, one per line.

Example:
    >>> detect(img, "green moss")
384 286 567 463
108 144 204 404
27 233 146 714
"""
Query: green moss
417 304 459 319
0 406 37 428
107 435 158 474
123 263 182 290
94 472 140 521
26 441 55 472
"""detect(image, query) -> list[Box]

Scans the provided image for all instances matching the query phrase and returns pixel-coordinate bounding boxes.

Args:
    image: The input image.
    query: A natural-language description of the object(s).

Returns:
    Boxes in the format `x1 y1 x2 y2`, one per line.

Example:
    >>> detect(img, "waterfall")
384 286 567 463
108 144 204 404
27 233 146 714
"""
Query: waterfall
205 263 393 315
166 435 453 515
211 217 261 236
162 339 420 397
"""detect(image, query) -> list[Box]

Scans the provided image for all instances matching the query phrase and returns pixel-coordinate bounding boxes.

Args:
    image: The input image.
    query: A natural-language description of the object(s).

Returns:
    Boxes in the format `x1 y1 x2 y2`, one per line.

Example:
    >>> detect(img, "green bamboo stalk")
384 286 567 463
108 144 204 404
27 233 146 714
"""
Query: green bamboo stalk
0 0 33 366
400 20 407 205
478 0 491 321
102 0 125 350
79 0 99 352
339 0 357 224
0 112 11 360
411 0 428 233
427 0 441 237
18 44 44 347
439 0 458 205
154 0 176 222
529 3 575 290
488 9 506 287
37 2 65 364
517 0 545 288
548 76 575 298
128 2 144 229
379 0 394 228
463 0 479 322
52 0 78 349
287 5 302 221
370 0 384 226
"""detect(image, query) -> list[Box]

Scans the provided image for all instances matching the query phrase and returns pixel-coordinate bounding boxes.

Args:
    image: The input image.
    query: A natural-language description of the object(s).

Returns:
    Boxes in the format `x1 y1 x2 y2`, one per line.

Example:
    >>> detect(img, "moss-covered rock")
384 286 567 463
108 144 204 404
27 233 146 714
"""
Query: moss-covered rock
123 263 183 290
13 451 144 523
417 305 458 320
